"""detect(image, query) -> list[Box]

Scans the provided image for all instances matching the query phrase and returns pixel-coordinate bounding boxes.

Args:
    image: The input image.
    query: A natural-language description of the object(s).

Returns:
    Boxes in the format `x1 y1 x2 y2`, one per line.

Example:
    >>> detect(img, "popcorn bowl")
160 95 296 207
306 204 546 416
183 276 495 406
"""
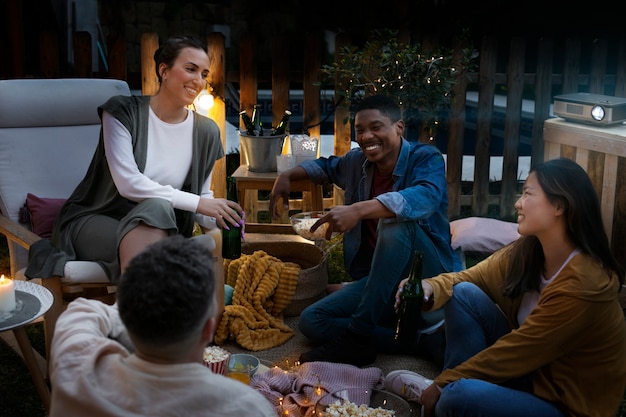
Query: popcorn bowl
290 211 331 241
315 388 412 416
202 346 230 375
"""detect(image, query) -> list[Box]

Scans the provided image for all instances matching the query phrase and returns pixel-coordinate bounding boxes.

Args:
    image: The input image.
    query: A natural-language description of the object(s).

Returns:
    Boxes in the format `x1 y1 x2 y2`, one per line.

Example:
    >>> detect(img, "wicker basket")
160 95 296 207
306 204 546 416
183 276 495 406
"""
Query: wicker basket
242 241 328 316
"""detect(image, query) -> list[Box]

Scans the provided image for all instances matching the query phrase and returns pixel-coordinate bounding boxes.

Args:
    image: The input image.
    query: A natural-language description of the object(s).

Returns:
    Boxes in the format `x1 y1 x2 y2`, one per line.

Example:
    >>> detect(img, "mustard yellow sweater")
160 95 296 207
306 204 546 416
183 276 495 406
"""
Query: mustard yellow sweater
426 249 626 417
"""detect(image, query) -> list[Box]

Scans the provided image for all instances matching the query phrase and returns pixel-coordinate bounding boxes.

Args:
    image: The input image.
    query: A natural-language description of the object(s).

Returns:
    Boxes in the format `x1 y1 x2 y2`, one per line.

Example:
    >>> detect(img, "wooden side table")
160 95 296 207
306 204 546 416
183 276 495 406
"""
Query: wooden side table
231 165 324 233
543 118 626 268
0 280 53 413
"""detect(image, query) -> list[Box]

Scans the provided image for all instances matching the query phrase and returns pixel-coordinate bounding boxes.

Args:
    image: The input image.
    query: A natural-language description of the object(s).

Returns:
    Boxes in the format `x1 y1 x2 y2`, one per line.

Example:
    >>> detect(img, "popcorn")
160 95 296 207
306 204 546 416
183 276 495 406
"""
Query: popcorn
203 346 230 375
323 400 396 417
292 218 329 240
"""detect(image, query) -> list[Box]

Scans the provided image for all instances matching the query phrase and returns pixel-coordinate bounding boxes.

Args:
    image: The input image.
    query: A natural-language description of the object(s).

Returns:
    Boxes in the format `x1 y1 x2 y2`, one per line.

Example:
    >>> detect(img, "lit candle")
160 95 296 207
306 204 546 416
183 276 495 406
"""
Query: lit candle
0 275 16 312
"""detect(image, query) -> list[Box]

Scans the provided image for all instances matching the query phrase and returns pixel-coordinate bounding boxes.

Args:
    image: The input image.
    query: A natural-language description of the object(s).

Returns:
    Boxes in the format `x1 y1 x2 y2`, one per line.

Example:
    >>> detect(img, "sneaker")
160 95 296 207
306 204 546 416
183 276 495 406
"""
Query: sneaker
384 370 433 403
299 329 377 366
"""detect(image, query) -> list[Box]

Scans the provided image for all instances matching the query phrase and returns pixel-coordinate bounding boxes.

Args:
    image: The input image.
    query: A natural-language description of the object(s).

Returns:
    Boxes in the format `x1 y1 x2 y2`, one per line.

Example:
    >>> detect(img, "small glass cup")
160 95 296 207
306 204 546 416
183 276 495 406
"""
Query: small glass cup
226 363 253 384
276 154 296 174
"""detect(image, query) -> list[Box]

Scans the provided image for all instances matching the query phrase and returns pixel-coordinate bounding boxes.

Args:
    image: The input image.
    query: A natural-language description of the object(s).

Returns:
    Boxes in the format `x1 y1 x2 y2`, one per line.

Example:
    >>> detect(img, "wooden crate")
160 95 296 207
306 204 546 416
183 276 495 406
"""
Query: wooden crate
543 118 626 268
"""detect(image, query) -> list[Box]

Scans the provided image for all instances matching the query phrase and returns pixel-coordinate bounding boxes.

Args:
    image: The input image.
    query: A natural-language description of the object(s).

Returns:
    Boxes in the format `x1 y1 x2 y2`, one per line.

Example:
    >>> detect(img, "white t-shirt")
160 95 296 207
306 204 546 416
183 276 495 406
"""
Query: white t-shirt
517 249 581 324
102 108 216 229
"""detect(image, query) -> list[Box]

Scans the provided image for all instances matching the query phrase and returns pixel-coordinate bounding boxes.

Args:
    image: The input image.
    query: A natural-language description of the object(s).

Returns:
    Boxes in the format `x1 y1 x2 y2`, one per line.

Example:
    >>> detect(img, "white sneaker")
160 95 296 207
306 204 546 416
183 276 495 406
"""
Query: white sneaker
383 370 433 403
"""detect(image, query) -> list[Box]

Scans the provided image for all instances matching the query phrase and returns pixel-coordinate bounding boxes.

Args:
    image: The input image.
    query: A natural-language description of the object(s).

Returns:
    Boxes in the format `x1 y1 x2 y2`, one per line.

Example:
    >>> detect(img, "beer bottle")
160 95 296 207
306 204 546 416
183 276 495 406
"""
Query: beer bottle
251 104 261 133
240 110 256 136
394 250 425 345
270 110 292 136
222 177 241 259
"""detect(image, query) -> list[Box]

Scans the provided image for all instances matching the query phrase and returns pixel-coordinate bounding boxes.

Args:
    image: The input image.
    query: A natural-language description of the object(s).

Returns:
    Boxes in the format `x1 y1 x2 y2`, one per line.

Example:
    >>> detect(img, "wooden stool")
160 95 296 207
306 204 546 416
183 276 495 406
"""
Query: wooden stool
231 165 324 233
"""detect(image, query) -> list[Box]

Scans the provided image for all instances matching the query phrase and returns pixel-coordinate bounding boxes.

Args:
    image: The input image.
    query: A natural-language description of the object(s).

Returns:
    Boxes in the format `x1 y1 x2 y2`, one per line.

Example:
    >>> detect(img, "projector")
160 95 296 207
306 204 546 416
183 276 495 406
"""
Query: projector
553 93 626 125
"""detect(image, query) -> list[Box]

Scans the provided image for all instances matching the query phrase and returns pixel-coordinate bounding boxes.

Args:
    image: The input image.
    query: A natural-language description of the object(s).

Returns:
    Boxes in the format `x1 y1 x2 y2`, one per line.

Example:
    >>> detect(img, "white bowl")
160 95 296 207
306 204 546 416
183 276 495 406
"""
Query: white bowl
315 388 412 416
290 211 331 241
228 353 260 376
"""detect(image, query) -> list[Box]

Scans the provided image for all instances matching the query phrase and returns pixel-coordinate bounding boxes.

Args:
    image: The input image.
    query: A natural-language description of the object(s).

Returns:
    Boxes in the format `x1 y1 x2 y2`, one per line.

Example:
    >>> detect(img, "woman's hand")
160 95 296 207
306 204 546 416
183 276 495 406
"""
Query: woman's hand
197 197 244 230
394 279 434 312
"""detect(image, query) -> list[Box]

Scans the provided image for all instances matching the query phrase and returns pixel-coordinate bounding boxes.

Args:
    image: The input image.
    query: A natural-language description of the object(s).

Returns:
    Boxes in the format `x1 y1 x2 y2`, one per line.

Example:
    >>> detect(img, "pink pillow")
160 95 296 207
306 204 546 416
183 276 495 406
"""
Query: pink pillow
450 217 520 254
24 193 66 238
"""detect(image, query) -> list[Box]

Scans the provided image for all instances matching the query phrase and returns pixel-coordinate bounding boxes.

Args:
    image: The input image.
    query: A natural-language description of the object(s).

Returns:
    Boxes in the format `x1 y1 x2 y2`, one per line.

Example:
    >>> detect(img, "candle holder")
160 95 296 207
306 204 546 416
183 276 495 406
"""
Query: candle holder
0 275 16 313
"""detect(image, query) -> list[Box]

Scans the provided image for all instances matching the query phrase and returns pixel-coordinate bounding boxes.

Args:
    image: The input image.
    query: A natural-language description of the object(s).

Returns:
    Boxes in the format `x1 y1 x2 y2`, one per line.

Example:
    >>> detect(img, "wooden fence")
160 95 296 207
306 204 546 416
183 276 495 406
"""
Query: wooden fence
12 30 626 222
209 32 626 221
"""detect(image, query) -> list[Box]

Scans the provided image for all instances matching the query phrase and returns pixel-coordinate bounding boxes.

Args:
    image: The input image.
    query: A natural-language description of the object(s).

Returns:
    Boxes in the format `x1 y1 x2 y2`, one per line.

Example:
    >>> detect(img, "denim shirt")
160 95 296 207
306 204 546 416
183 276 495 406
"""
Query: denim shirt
301 138 462 276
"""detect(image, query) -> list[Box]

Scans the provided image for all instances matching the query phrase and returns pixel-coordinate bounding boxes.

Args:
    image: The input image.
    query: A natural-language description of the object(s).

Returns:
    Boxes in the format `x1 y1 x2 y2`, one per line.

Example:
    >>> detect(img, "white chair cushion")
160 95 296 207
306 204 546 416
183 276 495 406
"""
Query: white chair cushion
0 78 130 283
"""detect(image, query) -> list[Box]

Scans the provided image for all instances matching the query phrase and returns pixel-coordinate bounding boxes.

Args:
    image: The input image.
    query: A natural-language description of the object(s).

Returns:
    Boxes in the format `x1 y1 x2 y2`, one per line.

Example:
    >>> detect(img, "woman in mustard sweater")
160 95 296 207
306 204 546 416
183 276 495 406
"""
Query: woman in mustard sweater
385 157 626 417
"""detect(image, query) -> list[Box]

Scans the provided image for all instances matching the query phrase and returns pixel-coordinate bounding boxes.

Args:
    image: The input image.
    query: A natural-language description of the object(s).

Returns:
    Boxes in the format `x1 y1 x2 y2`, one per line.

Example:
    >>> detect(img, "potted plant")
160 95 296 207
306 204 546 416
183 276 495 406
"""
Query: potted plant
319 29 477 143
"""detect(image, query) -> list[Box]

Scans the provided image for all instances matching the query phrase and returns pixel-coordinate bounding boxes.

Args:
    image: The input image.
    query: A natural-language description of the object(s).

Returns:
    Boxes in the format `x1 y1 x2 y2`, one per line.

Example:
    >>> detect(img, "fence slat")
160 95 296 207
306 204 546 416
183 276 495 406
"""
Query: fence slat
140 32 159 95
7 0 25 77
333 32 352 157
272 36 290 133
616 40 626 98
303 32 321 141
73 31 92 78
532 37 554 166
500 37 525 219
208 32 226 199
589 38 608 94
562 38 581 94
472 36 497 216
239 32 257 166
107 33 127 81
39 31 59 78
446 37 469 219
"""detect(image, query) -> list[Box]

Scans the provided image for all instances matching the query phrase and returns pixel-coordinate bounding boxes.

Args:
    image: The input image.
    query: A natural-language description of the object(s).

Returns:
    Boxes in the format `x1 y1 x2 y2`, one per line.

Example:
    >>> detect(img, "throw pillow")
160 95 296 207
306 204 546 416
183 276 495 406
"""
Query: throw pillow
24 193 66 238
450 216 520 254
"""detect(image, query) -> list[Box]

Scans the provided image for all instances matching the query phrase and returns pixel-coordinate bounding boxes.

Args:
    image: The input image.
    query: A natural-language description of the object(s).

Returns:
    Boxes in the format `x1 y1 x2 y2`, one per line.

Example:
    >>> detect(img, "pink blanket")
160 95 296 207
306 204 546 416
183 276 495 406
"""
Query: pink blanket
251 361 384 416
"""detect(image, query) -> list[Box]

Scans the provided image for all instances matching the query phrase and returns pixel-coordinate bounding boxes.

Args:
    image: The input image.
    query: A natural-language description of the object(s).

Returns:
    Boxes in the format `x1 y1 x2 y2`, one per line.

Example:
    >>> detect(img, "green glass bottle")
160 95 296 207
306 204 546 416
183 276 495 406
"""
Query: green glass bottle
239 110 256 136
221 177 241 259
394 250 425 345
270 110 292 136
251 104 261 133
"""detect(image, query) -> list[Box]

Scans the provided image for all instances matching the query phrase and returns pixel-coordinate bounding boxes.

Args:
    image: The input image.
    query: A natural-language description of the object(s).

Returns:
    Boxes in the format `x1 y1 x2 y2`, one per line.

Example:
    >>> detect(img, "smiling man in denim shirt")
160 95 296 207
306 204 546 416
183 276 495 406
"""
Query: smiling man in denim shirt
269 94 462 367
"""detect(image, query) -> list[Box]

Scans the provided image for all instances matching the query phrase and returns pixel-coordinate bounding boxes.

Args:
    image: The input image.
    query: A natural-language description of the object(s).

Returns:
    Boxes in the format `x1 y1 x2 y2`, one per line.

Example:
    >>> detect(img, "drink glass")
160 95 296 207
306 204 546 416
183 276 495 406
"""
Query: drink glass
276 154 296 173
226 363 253 384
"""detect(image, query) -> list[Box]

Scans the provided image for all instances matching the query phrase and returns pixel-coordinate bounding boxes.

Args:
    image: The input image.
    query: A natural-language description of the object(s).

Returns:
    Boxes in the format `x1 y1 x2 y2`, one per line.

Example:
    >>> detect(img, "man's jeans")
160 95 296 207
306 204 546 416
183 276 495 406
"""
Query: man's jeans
299 220 445 353
436 282 565 417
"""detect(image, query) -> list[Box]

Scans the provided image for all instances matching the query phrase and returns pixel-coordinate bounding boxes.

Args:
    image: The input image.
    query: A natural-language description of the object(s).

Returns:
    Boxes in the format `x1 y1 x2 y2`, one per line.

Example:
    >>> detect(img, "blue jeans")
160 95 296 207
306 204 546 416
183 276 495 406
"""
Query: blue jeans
436 282 565 417
299 220 445 353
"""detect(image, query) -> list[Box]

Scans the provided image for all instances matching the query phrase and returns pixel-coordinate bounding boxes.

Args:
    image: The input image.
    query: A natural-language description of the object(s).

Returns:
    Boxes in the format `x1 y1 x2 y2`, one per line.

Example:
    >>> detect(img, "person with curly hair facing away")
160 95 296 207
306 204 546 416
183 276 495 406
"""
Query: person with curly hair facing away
49 235 275 417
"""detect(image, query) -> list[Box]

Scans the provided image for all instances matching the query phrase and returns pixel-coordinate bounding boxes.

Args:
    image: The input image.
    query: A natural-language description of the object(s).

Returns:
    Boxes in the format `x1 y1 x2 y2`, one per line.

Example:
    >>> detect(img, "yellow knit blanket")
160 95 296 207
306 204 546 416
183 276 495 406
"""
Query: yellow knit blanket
214 250 300 351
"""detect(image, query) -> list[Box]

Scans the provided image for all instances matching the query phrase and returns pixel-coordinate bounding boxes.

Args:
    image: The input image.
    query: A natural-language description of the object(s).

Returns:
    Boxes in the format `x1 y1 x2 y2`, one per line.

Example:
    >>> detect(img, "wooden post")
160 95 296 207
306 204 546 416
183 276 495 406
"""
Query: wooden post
472 36 497 217
73 31 92 77
208 32 226 200
500 37 525 220
141 32 159 95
